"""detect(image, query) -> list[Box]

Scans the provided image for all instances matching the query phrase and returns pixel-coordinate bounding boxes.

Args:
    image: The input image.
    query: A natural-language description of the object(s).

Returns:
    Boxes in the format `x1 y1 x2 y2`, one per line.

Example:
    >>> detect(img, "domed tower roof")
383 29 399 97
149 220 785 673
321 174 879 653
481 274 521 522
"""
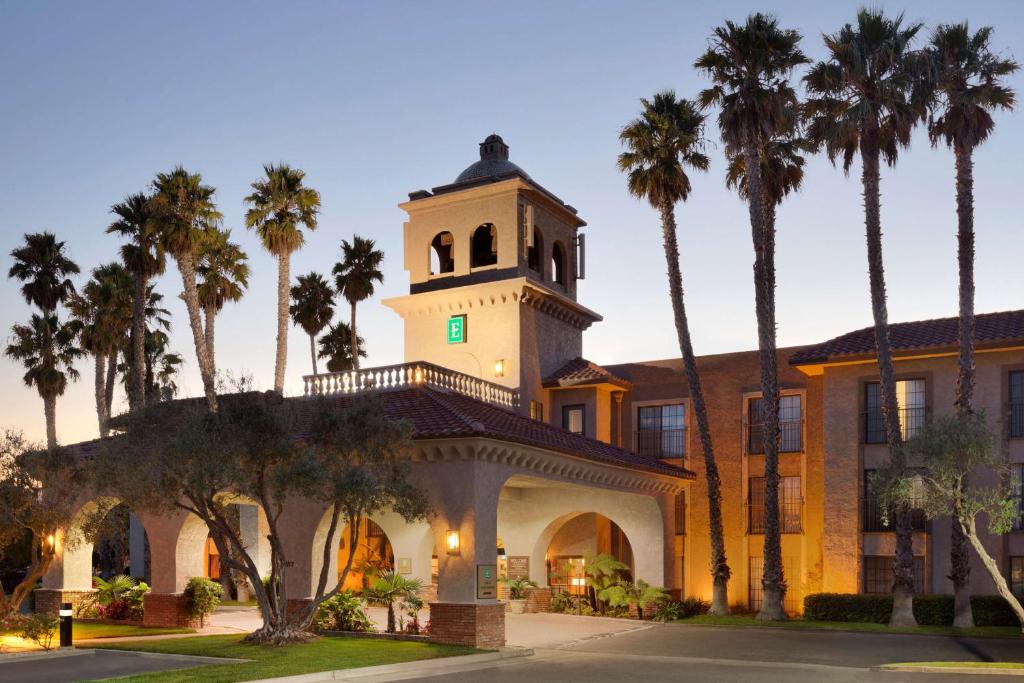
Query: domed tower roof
453 134 532 184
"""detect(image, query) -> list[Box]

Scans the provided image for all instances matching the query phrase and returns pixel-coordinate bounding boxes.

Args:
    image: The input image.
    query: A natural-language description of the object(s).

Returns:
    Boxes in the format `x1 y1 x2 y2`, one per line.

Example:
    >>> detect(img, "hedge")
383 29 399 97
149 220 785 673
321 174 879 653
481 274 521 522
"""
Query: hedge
803 593 1020 627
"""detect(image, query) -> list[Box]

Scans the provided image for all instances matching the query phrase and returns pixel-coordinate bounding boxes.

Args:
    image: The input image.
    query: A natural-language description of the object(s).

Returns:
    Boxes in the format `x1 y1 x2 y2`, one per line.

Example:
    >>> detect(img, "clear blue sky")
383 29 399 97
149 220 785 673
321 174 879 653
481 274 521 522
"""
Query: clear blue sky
2 0 1022 445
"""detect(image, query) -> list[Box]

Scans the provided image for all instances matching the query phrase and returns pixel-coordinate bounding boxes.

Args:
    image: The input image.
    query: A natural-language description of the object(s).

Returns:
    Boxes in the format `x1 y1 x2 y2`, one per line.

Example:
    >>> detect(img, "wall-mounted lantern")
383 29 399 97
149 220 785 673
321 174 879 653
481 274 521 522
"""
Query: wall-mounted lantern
445 529 461 556
493 359 505 377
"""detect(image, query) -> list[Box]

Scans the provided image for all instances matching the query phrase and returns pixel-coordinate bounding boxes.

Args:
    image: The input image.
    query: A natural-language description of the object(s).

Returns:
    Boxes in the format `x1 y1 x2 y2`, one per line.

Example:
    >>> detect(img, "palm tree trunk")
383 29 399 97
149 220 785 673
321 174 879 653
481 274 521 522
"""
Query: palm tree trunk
105 347 118 419
175 253 218 413
43 393 57 450
861 129 916 627
94 353 109 438
744 143 785 622
950 142 977 628
658 201 731 615
350 300 360 371
309 333 318 376
204 304 217 380
274 255 290 395
131 273 147 410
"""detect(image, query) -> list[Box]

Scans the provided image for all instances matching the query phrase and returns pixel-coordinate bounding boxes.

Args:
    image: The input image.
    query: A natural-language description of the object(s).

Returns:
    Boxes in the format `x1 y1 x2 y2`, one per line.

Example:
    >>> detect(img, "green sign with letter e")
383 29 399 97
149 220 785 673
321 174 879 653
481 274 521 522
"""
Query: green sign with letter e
447 314 466 344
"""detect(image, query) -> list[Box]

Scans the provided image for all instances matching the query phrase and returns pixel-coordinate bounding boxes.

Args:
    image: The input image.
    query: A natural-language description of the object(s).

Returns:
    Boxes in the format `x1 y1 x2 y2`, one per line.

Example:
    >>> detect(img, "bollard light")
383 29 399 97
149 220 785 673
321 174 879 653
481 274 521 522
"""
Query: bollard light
59 602 73 648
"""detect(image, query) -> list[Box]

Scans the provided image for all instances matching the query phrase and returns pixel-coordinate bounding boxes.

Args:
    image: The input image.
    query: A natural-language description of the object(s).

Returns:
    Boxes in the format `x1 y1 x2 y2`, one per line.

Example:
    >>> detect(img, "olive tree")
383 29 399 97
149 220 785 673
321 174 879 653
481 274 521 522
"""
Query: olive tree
95 392 428 644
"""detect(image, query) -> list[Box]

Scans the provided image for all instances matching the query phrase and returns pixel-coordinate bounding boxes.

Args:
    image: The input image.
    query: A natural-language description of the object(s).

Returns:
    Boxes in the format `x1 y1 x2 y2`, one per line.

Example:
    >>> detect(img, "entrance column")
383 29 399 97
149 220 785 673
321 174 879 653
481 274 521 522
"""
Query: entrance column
422 459 505 648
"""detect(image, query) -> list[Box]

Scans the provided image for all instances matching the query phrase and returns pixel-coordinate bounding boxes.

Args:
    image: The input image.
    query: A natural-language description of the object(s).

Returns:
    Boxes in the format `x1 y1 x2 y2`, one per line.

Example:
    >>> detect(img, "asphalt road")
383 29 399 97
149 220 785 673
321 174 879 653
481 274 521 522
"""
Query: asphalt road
0 649 227 683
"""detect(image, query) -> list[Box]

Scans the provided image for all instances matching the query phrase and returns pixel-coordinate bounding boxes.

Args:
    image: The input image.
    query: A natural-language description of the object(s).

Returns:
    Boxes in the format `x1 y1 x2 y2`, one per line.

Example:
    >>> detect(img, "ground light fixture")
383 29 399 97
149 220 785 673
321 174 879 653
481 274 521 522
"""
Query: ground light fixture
59 602 73 648
445 529 460 555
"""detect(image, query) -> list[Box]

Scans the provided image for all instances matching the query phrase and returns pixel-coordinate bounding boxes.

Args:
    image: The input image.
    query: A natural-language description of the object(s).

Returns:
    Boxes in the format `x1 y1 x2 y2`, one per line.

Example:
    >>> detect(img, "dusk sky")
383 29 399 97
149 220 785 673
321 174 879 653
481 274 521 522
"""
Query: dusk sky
2 0 1022 446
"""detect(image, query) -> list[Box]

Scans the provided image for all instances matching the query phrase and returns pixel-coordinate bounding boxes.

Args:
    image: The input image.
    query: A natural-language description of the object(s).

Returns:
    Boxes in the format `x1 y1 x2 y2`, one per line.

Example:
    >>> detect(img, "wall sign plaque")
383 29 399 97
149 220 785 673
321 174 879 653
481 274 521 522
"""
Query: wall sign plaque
507 556 530 581
477 564 497 599
397 557 412 575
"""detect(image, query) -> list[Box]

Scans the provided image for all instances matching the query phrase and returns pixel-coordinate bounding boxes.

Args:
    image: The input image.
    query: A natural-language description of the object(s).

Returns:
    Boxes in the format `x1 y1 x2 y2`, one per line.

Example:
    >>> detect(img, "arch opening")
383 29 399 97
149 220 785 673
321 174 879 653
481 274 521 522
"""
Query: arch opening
338 517 395 590
527 226 544 274
545 512 634 590
551 242 566 285
471 224 498 268
429 231 455 275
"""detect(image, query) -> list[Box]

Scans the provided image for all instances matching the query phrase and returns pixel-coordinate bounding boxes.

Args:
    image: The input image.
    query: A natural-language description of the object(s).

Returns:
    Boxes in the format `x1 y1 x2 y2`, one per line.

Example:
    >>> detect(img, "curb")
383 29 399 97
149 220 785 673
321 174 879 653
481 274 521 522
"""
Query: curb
241 647 534 683
669 621 1024 641
873 665 1024 677
0 647 96 664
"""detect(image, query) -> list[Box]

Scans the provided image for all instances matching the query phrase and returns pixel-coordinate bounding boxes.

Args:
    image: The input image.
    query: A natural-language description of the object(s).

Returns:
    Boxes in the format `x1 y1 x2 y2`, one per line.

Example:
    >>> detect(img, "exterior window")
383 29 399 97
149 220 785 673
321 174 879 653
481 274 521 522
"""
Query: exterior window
527 227 544 273
749 557 763 612
636 403 686 459
674 492 686 535
865 379 927 444
1013 464 1024 532
429 231 454 274
747 395 803 454
471 224 498 267
863 469 927 532
747 476 802 534
863 555 926 594
1011 557 1024 597
551 242 566 285
366 519 385 538
530 400 544 421
562 405 585 435
1010 371 1024 439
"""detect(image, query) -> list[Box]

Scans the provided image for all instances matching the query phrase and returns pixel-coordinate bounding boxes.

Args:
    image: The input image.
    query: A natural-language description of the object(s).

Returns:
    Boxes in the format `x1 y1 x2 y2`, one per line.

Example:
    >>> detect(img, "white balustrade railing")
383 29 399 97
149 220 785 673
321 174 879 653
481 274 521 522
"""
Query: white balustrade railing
302 362 520 409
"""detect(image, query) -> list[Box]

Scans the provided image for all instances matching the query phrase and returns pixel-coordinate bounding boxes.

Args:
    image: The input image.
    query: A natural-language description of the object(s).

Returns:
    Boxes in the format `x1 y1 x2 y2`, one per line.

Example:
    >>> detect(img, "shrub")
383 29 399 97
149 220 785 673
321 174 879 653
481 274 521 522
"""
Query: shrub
803 593 1022 627
653 602 684 622
550 592 574 613
653 596 711 622
18 614 59 650
86 575 149 621
502 578 539 600
313 591 373 632
183 576 222 627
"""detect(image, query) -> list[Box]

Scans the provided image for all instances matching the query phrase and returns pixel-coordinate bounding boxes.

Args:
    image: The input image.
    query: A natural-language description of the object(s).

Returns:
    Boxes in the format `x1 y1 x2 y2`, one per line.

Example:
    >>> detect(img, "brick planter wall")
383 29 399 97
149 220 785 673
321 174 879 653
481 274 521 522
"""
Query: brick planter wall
34 589 96 616
428 602 505 648
142 593 200 628
524 587 552 613
627 602 660 620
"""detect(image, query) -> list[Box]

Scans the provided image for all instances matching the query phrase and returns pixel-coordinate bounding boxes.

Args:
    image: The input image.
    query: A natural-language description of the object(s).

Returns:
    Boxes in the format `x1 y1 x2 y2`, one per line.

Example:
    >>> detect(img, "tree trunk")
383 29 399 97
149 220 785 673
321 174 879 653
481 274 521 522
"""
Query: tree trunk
131 272 147 410
94 353 109 438
743 143 786 622
860 129 916 627
658 201 731 615
309 333 318 376
962 516 1024 632
105 347 118 420
350 300 360 371
274 255 290 395
43 393 57 450
175 253 218 412
204 304 217 380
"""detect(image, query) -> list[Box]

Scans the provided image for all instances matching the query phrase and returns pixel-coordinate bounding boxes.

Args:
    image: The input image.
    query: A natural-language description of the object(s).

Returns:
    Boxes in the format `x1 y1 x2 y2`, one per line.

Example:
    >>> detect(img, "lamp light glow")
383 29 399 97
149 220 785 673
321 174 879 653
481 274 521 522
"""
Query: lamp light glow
493 359 505 377
445 529 460 555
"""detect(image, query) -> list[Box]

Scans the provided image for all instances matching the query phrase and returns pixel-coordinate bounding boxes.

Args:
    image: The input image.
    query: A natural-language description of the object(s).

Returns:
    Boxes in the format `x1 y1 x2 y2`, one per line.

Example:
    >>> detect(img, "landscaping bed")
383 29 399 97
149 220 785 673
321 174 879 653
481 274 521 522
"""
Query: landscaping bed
85 633 477 683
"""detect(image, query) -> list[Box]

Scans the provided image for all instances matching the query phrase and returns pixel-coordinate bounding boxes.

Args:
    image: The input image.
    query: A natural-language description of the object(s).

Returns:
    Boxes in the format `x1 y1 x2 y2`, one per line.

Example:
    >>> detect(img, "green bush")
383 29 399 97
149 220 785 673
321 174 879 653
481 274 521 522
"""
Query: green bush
183 576 222 627
653 596 711 622
18 614 59 650
803 592 1021 627
313 590 373 632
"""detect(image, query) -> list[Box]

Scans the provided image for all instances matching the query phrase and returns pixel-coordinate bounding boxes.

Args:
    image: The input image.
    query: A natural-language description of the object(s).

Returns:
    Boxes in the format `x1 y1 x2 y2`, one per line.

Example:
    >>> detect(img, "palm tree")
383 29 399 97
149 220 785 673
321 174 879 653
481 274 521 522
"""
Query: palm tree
365 570 423 633
696 15 808 621
318 321 366 373
618 91 732 615
804 9 923 627
6 315 83 448
7 232 80 448
68 263 133 437
108 192 165 411
333 236 383 371
289 272 335 376
197 228 249 374
244 164 321 394
920 22 1018 629
149 167 222 412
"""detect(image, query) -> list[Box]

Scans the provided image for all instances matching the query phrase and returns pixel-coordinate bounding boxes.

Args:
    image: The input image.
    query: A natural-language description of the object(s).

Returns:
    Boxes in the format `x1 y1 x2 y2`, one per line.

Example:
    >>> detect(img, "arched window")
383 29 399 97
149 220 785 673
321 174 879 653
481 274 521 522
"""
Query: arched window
429 231 455 275
551 241 566 285
527 227 544 274
471 224 498 268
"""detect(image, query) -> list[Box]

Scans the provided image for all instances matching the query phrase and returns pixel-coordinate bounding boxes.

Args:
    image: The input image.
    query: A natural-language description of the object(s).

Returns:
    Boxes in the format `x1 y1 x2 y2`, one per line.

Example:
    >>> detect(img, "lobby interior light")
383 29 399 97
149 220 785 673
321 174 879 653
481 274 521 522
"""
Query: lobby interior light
445 529 460 556
493 359 505 377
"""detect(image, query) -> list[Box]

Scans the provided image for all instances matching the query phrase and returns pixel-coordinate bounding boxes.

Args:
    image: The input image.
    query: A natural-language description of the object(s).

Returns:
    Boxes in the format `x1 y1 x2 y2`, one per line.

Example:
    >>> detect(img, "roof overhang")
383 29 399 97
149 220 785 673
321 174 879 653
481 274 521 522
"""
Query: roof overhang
792 343 1024 376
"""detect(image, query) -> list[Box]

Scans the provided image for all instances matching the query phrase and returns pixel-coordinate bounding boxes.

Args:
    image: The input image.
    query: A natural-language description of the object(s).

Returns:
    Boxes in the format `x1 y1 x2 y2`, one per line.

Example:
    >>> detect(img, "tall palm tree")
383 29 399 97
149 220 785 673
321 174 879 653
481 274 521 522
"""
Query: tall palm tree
68 263 133 437
618 91 732 614
317 321 366 373
197 228 250 374
7 232 80 448
244 164 321 394
920 22 1018 628
149 167 222 412
804 9 923 627
117 286 172 409
108 192 165 411
696 13 808 621
333 236 383 372
290 272 335 376
6 315 83 448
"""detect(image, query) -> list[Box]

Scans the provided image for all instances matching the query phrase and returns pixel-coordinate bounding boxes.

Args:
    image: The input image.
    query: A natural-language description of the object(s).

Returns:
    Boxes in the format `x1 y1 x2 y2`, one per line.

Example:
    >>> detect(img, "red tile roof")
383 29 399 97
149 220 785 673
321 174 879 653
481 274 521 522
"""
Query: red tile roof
790 310 1024 366
542 357 632 389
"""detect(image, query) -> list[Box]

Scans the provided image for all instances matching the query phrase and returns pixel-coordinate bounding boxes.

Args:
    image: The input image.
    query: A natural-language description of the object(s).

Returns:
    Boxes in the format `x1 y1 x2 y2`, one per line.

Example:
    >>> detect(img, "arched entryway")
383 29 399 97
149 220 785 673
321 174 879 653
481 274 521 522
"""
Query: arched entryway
544 512 634 590
337 517 395 590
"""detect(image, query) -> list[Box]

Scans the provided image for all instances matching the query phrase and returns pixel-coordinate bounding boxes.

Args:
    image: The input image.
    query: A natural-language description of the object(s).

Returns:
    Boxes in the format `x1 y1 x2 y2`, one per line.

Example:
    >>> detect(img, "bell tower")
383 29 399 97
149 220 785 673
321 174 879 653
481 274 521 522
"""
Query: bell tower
383 134 602 413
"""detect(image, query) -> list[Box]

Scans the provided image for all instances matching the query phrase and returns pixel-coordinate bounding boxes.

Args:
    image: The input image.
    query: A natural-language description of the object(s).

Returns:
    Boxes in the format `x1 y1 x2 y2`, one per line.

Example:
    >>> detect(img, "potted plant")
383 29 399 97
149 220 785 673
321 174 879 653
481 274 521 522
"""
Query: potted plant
503 577 538 614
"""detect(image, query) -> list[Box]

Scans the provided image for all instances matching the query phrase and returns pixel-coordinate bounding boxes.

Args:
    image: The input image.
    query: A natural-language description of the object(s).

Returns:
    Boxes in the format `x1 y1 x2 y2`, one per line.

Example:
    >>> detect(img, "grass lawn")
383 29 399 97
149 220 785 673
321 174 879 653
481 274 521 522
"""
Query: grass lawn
674 614 1022 639
882 662 1024 669
0 620 191 646
85 633 478 683
217 600 257 608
